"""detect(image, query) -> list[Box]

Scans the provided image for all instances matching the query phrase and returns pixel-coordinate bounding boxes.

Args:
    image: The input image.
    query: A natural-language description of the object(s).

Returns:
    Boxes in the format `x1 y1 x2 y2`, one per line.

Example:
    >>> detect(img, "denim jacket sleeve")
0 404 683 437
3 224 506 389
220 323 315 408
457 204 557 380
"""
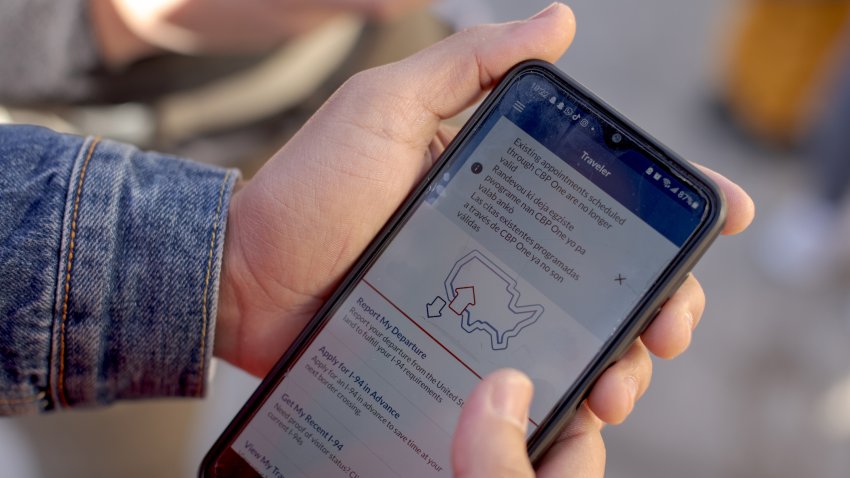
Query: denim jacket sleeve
0 124 239 414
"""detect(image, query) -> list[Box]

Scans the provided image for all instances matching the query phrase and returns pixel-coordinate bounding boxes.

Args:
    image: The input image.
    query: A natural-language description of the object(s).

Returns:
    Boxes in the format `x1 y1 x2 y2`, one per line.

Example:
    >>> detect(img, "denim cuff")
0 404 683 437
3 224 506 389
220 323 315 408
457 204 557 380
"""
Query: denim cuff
40 135 238 410
43 135 238 409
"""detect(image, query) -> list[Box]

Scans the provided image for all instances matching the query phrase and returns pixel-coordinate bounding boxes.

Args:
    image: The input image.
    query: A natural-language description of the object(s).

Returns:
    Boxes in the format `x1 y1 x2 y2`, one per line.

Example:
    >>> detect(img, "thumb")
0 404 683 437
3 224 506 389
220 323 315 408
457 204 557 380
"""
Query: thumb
247 2 575 283
388 1 576 120
452 369 535 478
323 3 576 137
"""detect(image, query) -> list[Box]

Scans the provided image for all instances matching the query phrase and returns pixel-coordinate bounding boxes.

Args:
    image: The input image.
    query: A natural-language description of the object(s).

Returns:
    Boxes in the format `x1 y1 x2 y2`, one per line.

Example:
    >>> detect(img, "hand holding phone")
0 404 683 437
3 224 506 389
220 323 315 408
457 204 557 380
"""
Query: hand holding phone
207 5 754 477
213 3 581 381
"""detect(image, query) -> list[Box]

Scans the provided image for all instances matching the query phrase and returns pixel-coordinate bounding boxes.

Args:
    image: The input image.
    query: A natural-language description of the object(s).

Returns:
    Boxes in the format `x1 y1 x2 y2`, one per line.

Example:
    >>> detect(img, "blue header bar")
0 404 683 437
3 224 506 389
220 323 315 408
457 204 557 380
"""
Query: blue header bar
489 73 702 247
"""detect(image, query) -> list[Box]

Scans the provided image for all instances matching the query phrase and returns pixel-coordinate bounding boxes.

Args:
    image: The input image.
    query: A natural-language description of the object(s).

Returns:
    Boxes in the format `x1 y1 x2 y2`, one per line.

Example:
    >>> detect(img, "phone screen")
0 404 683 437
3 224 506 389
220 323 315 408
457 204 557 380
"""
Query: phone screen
207 66 717 478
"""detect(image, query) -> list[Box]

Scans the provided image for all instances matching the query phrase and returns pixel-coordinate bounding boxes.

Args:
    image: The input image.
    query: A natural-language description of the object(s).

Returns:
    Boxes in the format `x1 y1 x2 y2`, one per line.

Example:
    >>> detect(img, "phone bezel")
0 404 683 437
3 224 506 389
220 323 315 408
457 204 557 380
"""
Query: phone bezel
200 60 727 476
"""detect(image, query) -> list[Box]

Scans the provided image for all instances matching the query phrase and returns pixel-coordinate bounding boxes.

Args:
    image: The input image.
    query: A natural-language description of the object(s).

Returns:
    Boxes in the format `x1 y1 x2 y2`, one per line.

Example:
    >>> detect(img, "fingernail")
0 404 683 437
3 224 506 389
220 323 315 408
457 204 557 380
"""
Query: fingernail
529 2 562 21
490 370 532 433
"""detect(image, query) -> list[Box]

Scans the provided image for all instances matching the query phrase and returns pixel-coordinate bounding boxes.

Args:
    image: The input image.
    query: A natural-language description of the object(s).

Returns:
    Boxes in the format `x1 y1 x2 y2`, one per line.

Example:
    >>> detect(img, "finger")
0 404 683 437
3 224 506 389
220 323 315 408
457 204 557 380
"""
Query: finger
401 2 575 120
535 404 606 478
328 3 575 151
452 369 536 478
695 164 755 235
274 2 575 226
641 274 705 359
586 340 653 425
257 3 575 286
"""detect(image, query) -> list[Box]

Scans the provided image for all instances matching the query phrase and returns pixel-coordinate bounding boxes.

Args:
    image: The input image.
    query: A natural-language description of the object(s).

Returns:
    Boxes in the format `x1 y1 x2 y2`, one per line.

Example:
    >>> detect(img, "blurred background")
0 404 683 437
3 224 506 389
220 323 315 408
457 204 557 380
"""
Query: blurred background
2 0 850 476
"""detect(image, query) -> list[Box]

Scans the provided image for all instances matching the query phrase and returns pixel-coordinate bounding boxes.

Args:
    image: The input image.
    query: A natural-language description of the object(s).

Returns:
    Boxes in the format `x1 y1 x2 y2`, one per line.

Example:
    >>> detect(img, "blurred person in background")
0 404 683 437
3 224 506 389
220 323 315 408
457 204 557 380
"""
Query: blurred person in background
715 1 850 288
757 37 850 289
0 0 457 172
715 0 850 148
0 3 758 476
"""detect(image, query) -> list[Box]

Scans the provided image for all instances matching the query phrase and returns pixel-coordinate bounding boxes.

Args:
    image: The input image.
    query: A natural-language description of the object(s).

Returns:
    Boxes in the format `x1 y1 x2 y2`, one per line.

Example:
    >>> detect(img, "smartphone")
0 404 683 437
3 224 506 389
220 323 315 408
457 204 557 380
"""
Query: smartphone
201 60 726 477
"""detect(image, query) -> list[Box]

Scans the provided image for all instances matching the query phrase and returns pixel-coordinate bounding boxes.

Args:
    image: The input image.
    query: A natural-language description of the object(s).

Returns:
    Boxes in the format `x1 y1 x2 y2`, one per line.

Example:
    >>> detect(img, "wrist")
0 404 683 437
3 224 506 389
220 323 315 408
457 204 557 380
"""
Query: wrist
213 181 248 366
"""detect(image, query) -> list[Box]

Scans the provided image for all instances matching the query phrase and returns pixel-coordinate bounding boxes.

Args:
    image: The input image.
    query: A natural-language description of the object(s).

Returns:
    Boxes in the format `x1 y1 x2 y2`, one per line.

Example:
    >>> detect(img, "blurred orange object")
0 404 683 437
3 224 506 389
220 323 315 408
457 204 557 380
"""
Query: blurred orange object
720 0 850 147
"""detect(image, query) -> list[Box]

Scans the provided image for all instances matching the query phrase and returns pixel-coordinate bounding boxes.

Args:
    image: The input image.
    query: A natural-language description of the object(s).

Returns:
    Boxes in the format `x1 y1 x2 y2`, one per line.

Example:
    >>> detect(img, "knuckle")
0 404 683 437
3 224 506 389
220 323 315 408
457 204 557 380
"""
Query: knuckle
337 68 382 99
457 22 496 39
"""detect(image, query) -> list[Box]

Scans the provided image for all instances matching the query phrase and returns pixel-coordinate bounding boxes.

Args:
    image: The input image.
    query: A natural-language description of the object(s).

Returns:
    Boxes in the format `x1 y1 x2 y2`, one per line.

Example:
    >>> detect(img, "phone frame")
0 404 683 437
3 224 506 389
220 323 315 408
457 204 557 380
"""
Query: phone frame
200 60 727 476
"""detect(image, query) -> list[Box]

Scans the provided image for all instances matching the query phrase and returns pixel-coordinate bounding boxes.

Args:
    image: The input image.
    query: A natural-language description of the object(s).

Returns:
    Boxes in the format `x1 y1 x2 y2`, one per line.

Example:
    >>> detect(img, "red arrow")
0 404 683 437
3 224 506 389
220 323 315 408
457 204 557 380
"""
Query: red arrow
449 286 476 315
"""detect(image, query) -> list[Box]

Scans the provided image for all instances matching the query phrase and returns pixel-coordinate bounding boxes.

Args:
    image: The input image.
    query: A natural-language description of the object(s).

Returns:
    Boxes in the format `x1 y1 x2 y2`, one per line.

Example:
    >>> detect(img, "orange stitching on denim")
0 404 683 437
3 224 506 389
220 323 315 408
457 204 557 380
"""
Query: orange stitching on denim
198 170 231 396
0 392 45 405
57 138 100 408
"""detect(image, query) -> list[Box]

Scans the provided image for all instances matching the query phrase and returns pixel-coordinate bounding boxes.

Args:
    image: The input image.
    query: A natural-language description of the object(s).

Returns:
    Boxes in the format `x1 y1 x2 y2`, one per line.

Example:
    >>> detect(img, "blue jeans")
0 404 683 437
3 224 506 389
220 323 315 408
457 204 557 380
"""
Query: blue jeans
0 124 238 414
